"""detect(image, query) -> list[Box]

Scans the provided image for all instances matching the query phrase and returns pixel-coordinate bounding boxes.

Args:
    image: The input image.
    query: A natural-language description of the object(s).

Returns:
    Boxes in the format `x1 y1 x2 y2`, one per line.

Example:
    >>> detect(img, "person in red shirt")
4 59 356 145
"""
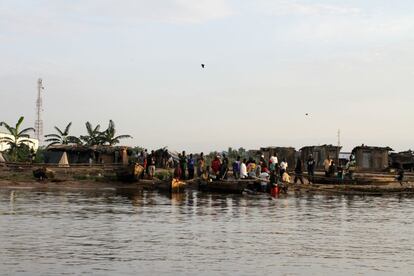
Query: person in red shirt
211 156 221 178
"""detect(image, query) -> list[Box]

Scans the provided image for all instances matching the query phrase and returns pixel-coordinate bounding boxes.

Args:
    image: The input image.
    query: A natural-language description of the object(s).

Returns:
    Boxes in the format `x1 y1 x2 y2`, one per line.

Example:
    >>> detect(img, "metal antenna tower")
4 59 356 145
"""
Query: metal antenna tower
337 129 341 148
337 129 341 164
35 78 44 143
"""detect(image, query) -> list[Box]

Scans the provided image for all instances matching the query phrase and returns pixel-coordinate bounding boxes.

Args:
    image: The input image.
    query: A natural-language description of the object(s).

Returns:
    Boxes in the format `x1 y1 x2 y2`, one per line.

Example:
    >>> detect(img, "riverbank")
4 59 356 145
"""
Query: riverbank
292 182 414 195
1 178 414 196
0 166 157 190
1 165 414 195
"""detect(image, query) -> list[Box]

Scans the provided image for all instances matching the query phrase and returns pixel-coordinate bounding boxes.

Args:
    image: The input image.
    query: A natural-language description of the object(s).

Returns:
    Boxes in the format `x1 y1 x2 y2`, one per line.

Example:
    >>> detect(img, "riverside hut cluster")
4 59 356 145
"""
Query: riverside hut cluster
37 143 414 182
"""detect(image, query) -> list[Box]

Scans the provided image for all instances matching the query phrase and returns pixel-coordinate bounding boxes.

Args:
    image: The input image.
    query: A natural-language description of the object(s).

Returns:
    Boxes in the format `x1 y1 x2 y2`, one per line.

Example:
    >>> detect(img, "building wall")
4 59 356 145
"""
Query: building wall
0 133 39 152
301 146 341 170
261 147 296 169
355 149 389 171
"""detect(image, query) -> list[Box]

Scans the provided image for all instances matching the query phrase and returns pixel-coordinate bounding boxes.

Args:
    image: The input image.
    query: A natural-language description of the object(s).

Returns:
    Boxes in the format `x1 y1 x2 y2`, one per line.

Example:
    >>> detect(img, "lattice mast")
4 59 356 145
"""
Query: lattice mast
35 78 44 143
337 129 341 164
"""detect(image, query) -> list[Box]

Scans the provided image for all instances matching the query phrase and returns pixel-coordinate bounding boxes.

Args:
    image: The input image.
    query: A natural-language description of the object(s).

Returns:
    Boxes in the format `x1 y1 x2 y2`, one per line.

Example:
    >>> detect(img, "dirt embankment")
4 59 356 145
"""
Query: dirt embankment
1 165 414 195
293 182 414 195
0 165 159 190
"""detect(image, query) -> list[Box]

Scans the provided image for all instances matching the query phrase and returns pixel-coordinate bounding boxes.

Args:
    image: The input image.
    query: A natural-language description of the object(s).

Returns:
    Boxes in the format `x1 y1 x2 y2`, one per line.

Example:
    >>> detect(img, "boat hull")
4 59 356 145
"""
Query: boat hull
198 179 255 194
155 179 186 193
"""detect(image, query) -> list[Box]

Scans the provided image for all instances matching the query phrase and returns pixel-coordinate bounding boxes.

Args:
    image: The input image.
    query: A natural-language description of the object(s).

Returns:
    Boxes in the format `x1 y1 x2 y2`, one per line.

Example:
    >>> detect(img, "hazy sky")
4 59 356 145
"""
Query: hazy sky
1 0 413 152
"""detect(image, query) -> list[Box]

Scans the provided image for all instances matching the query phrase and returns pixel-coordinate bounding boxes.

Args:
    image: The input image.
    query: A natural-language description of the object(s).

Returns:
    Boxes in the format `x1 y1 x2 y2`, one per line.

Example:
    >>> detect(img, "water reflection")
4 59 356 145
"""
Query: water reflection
0 188 414 275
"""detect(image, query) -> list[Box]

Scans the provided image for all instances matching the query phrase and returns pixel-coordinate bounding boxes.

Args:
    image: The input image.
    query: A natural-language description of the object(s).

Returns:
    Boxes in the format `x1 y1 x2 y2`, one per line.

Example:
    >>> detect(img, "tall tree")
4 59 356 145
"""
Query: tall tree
44 122 81 147
80 122 102 146
0 116 35 161
100 120 132 146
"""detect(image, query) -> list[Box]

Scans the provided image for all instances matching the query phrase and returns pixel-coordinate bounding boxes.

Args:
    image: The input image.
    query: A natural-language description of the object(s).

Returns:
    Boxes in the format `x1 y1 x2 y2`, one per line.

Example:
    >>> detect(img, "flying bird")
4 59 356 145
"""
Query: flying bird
201 64 205 68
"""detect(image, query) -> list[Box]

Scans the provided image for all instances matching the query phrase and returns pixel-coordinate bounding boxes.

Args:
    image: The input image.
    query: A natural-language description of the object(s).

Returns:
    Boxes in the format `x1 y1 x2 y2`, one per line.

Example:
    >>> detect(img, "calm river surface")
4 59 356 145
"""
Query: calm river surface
0 187 413 275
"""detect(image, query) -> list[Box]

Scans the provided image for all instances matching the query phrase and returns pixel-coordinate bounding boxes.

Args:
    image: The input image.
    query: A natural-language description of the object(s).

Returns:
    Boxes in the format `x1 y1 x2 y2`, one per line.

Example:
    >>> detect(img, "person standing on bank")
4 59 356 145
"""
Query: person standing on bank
280 158 288 177
240 158 248 179
187 153 195 179
179 151 188 180
211 155 222 179
197 152 205 177
307 154 315 184
294 157 304 184
232 156 241 179
148 150 156 179
323 155 332 177
220 153 229 179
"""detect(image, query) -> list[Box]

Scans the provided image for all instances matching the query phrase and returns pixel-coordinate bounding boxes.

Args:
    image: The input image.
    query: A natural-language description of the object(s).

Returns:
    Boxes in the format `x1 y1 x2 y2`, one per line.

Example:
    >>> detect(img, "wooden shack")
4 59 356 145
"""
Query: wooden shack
389 150 413 171
44 145 130 165
247 149 261 159
260 147 296 169
351 145 392 172
300 145 342 170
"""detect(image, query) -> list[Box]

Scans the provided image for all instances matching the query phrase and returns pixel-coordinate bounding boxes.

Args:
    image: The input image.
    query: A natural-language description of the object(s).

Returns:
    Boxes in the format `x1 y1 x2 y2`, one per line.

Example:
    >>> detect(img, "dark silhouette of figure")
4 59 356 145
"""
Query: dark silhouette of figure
294 158 304 184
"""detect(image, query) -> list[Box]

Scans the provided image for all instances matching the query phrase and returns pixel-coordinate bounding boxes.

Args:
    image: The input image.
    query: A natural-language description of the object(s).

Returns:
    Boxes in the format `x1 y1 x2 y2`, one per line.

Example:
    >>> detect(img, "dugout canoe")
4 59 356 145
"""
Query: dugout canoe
116 163 144 182
306 174 396 185
198 179 256 194
155 178 186 193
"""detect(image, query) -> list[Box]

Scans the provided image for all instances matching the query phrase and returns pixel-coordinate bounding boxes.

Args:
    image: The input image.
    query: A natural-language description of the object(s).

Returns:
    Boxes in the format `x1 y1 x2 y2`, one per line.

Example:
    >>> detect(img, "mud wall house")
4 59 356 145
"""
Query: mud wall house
260 147 296 169
95 146 129 165
389 150 414 171
300 145 342 170
352 146 392 172
44 145 130 165
44 145 91 165
247 150 261 159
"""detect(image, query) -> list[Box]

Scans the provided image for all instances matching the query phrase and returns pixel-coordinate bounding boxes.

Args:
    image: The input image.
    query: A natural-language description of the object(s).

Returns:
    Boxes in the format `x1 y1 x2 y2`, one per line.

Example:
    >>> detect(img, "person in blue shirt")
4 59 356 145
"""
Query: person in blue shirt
232 156 241 179
187 153 195 179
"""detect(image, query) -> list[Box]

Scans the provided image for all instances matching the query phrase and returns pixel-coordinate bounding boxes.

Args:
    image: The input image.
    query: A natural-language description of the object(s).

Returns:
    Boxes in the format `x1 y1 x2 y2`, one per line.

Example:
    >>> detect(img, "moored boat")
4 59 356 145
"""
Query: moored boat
116 163 144 182
198 179 256 194
155 178 186 193
307 174 396 185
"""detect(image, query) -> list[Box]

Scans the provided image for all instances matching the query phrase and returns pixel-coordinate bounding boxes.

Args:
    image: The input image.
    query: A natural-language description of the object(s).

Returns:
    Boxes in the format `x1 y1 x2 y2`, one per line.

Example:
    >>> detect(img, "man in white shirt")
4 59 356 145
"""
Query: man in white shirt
259 171 269 192
270 155 278 166
280 159 288 177
240 158 248 179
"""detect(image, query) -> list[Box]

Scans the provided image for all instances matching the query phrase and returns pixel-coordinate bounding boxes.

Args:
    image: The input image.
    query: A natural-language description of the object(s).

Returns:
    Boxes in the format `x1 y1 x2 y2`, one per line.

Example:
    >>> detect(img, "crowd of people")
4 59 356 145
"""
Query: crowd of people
135 148 361 184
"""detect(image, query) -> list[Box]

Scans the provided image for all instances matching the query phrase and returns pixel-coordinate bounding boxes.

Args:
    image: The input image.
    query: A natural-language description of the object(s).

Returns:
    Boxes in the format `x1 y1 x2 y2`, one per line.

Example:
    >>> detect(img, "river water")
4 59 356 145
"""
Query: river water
0 187 413 275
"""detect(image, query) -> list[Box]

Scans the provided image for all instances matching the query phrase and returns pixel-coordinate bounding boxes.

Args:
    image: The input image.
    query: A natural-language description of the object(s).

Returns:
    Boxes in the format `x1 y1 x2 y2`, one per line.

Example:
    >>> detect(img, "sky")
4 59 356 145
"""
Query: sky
0 0 413 153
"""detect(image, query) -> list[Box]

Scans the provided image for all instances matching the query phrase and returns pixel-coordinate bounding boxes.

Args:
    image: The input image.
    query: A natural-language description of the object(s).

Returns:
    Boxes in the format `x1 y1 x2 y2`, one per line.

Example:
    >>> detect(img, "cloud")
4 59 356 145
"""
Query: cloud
65 0 235 24
253 0 361 16
235 1 414 42
0 0 234 35
286 15 414 42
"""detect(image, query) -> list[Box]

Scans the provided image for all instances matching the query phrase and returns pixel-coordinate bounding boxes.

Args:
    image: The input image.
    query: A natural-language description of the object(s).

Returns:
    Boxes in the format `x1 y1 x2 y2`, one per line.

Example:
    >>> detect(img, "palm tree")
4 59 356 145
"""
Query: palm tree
44 122 81 147
80 122 103 146
100 120 132 146
0 116 35 161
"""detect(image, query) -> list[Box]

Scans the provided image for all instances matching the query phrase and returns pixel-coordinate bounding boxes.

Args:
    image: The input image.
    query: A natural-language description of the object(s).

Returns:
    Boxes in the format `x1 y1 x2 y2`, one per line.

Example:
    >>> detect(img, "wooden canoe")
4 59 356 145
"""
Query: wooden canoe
307 175 395 185
155 178 186 193
198 179 256 194
116 163 144 182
